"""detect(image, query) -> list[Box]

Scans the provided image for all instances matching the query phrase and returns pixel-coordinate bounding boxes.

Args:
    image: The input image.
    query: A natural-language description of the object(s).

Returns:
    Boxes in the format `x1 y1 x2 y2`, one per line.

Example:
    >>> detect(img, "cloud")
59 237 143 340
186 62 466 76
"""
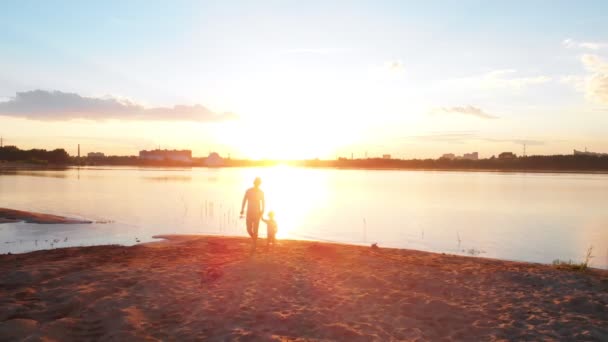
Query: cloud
432 105 498 119
562 38 606 50
582 54 608 73
580 54 608 105
0 90 238 122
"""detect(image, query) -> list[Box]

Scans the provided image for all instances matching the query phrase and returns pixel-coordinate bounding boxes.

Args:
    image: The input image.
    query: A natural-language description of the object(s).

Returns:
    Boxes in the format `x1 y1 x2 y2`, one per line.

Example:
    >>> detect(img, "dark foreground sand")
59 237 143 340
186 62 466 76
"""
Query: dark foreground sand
0 235 606 341
0 208 92 224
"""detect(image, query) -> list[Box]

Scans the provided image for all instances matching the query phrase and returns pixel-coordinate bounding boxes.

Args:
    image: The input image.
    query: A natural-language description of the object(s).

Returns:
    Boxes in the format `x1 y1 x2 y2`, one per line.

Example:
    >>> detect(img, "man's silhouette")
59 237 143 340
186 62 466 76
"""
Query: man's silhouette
240 177 265 251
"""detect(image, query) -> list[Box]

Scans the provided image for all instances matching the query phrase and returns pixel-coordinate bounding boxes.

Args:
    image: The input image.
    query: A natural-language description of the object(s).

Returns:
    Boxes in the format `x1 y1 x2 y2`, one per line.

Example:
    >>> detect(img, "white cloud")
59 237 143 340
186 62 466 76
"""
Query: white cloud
580 42 603 50
580 54 608 105
432 105 498 119
562 38 606 50
0 90 238 122
582 54 608 73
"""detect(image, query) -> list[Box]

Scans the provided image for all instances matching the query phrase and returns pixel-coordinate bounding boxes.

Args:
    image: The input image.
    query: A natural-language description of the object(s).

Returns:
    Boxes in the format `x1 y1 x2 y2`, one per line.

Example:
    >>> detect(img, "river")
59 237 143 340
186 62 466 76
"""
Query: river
1 166 607 269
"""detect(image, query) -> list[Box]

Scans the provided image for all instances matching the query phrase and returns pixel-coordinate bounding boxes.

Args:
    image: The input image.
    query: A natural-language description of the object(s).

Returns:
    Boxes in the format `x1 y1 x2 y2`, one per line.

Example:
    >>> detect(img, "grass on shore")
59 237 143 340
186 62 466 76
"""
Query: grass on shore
552 246 594 271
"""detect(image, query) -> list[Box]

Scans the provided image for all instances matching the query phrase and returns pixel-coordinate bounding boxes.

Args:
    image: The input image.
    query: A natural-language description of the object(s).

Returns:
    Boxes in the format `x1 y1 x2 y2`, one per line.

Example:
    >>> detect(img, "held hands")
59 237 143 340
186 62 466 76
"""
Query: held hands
238 210 263 219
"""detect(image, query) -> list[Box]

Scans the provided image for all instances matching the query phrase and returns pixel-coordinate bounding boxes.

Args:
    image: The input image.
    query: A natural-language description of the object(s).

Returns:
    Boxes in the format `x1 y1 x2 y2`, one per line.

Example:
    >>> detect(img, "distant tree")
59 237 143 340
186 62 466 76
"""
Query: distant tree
48 149 70 163
0 146 70 164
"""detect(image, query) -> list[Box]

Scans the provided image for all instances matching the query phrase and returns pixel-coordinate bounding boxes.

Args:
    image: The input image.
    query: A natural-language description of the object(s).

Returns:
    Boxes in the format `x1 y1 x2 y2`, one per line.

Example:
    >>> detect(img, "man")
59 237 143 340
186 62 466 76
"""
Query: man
240 177 265 251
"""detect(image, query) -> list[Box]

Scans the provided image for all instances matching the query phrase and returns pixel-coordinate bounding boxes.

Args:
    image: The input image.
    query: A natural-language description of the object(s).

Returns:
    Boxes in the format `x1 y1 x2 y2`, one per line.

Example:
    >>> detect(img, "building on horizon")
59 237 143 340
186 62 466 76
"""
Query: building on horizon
440 152 478 160
573 149 608 157
498 152 517 159
382 154 391 159
139 149 192 162
204 152 224 167
87 152 105 158
462 152 478 160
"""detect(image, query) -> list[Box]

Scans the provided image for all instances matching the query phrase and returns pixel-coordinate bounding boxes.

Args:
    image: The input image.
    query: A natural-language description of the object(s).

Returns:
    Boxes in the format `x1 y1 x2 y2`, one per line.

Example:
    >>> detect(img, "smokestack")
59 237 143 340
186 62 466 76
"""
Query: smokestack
78 144 80 158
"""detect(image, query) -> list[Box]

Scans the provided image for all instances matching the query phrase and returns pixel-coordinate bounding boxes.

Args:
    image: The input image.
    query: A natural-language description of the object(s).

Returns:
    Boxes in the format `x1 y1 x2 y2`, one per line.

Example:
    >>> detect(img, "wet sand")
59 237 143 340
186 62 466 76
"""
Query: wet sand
0 208 92 224
0 235 606 341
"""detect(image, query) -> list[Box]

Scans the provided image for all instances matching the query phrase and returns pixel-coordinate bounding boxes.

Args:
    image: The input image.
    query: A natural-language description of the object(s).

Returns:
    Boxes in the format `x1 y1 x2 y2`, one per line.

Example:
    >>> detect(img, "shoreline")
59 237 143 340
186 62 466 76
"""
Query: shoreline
0 208 92 224
3 233 607 272
3 163 608 175
1 208 605 270
1 235 606 340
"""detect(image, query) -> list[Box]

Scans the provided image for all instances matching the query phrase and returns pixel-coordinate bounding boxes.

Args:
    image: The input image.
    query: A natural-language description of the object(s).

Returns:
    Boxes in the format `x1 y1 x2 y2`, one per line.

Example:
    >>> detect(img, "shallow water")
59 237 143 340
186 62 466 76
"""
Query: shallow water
1 166 607 269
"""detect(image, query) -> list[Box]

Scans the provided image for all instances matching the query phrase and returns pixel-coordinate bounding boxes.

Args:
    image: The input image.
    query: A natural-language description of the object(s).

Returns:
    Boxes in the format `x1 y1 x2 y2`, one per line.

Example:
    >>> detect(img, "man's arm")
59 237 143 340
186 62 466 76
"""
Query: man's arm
240 191 248 215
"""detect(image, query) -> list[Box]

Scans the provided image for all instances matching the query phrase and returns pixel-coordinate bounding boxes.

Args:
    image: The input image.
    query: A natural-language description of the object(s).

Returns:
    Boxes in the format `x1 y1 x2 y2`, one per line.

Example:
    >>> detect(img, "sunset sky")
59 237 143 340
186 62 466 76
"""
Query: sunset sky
1 1 607 159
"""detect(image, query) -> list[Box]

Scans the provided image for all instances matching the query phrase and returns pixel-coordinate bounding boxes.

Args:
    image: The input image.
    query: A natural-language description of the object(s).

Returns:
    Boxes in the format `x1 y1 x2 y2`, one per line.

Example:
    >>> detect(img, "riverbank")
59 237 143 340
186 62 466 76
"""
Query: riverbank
5 154 608 174
0 161 68 170
0 235 606 340
0 208 92 224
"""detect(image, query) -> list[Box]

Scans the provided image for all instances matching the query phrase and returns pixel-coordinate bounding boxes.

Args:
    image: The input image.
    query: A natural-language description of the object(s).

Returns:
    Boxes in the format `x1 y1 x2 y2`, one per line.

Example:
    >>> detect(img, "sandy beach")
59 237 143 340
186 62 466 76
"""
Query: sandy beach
0 235 606 341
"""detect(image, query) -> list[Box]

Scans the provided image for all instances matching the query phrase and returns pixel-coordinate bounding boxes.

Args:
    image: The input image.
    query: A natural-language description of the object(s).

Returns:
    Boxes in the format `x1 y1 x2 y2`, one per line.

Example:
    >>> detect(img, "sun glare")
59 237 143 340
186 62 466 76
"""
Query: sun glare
218 116 360 160
241 165 329 239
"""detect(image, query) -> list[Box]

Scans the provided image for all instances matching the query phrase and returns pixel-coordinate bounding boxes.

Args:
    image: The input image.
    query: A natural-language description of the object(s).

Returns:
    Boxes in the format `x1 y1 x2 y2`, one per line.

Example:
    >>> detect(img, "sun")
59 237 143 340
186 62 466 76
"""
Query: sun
217 116 360 160
210 67 365 160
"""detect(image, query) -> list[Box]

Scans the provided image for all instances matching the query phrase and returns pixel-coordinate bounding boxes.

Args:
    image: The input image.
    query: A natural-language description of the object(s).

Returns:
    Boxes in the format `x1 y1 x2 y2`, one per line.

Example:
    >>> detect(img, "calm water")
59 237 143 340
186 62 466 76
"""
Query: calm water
1 166 607 269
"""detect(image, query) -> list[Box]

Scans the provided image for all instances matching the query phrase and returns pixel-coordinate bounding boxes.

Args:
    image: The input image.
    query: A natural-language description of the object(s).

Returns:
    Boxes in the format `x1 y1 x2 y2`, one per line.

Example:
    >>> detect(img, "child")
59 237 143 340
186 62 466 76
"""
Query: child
261 211 278 249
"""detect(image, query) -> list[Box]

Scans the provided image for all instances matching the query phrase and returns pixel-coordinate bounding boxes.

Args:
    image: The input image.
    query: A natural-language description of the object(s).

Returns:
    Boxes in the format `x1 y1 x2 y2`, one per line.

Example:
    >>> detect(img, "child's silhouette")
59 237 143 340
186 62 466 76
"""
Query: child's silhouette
261 211 278 250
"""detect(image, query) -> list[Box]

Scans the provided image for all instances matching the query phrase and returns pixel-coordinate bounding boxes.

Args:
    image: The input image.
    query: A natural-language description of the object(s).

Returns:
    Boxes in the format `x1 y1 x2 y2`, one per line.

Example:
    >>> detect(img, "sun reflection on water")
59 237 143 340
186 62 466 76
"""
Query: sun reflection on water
240 165 329 239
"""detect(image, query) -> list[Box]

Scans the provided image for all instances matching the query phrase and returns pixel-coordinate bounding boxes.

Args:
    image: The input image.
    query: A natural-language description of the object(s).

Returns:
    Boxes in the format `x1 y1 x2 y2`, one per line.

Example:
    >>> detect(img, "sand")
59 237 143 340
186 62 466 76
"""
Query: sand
0 235 606 341
0 208 92 224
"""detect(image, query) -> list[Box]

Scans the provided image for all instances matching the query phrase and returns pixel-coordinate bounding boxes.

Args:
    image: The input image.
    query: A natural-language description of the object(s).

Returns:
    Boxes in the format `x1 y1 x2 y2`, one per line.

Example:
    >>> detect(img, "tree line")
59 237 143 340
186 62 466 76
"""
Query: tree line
0 145 70 164
2 144 608 171
298 154 608 172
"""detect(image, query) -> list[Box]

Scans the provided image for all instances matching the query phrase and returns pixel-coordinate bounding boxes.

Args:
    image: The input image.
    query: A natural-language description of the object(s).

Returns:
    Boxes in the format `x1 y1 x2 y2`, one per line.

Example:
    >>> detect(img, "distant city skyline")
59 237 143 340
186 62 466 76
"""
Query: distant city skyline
1 1 607 159
4 139 604 161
